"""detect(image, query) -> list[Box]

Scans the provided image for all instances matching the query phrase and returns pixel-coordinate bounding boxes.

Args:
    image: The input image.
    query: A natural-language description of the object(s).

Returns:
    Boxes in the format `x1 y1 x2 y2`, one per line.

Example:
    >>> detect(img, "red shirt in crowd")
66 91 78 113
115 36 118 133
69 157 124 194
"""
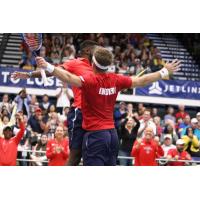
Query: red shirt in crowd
62 58 93 109
0 122 25 166
46 138 69 166
167 148 191 166
80 73 132 131
175 111 188 120
131 139 164 166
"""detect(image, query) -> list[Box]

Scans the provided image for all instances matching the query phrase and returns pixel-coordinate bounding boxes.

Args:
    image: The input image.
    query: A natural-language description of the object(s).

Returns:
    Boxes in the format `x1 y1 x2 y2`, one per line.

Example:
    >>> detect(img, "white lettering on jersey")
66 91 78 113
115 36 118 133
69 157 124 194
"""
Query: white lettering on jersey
99 87 116 96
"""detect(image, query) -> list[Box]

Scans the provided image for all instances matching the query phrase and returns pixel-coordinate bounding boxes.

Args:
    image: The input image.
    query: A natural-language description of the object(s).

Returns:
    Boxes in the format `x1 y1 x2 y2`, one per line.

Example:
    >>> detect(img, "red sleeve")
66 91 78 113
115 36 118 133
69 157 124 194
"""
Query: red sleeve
46 140 56 159
156 145 164 157
80 73 94 89
167 149 174 157
116 74 132 91
62 60 75 73
14 122 25 144
61 139 69 159
131 140 139 157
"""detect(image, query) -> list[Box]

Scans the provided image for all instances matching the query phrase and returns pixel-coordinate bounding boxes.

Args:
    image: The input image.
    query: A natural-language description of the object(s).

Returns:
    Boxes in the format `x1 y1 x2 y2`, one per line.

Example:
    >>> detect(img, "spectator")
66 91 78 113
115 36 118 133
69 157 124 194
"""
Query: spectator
126 103 135 118
39 46 53 63
30 134 48 166
151 107 159 118
137 109 156 138
46 112 59 139
182 127 200 157
161 134 176 157
39 94 51 114
167 139 191 166
46 126 69 166
0 94 13 113
28 107 48 136
118 115 140 166
61 46 75 63
14 88 31 119
153 116 163 137
178 115 191 136
131 127 164 166
55 82 73 114
114 102 127 130
0 113 25 166
137 103 146 118
175 104 188 120
196 112 200 128
29 95 39 115
164 106 176 124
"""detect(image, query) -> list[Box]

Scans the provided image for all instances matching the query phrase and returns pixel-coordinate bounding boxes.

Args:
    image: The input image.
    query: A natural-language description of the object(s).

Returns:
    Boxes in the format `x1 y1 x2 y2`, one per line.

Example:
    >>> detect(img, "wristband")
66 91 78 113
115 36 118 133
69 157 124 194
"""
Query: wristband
159 68 169 79
46 63 55 73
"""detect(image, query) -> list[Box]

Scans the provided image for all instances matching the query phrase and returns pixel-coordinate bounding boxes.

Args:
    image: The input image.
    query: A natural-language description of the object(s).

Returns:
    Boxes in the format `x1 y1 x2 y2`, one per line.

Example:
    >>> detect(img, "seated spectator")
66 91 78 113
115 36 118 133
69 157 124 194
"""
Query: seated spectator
196 112 200 128
58 107 69 126
28 107 48 136
14 88 31 119
30 134 48 166
39 46 53 63
126 103 136 118
137 103 146 118
0 113 25 166
153 116 163 137
178 115 191 136
182 127 200 157
131 127 164 166
56 82 73 114
0 94 13 113
61 46 75 63
51 50 61 65
29 95 39 115
175 104 188 120
137 109 156 138
19 51 36 70
46 126 69 166
167 139 191 166
164 106 176 124
118 115 140 166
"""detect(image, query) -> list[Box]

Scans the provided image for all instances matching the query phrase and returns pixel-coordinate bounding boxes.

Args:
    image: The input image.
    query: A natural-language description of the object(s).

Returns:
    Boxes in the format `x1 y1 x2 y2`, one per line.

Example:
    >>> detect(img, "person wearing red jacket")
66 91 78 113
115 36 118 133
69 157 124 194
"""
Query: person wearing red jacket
46 126 69 166
167 139 191 166
0 113 25 166
131 127 164 166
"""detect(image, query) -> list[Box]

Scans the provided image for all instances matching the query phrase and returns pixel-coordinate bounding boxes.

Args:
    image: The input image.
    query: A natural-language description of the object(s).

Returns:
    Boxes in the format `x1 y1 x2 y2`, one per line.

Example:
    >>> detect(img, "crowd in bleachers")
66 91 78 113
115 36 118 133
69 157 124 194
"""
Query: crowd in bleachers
19 33 165 75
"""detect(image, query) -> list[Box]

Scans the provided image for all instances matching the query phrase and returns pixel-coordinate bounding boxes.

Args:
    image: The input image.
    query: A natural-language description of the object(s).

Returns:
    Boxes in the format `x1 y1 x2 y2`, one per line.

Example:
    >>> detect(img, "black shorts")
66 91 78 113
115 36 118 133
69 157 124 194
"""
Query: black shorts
67 107 86 150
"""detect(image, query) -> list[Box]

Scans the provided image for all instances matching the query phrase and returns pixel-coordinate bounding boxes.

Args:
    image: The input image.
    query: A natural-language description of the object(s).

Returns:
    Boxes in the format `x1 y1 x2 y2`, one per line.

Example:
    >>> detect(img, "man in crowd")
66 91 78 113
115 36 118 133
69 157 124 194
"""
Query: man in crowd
34 46 180 166
131 127 164 166
12 40 98 166
167 139 191 166
175 104 188 120
0 112 25 166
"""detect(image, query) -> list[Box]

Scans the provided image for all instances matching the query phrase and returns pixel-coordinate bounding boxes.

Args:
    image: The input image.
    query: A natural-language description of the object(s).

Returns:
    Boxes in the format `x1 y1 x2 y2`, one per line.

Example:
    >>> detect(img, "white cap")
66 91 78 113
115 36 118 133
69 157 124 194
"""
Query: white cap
164 134 172 140
196 112 200 116
191 118 198 124
176 139 185 145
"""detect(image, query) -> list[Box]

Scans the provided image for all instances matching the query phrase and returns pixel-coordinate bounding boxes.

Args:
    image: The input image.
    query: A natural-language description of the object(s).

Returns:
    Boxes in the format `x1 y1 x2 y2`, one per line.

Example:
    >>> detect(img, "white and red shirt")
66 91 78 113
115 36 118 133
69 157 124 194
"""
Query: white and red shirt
80 73 132 131
62 58 92 109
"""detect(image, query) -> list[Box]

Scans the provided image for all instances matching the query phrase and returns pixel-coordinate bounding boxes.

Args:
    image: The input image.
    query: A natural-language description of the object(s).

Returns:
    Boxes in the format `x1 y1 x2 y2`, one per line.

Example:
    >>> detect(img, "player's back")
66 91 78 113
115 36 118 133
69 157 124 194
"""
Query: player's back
80 72 132 131
62 58 92 109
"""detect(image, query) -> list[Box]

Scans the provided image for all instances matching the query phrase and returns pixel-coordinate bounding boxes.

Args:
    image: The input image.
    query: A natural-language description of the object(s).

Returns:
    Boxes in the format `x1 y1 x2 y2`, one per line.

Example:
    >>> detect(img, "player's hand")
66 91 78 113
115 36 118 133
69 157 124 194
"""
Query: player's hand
35 57 48 69
164 59 181 75
11 71 29 80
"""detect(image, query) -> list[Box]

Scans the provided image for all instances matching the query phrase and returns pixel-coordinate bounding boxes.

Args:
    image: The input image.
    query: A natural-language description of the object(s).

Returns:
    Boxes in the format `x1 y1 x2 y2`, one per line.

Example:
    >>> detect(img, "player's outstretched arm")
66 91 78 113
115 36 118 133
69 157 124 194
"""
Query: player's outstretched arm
35 57 82 87
131 59 181 88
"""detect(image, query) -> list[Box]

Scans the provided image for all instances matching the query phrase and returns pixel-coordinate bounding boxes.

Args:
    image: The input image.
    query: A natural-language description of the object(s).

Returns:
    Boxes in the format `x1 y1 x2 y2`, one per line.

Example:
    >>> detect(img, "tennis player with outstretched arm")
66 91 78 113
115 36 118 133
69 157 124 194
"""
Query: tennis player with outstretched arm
38 47 181 166
12 40 98 166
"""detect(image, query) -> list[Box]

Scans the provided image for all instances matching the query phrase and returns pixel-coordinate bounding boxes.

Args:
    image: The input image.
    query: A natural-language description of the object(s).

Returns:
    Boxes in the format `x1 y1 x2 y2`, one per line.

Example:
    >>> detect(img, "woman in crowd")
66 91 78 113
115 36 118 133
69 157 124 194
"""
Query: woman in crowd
118 115 140 166
46 126 69 166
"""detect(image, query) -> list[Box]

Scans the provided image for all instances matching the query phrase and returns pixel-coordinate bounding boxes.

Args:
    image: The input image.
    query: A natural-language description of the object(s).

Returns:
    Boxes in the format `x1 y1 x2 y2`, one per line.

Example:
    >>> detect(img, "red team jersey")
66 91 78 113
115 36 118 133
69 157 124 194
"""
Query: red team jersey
131 139 164 166
46 138 69 166
62 58 92 109
0 122 25 166
167 148 191 166
80 73 132 131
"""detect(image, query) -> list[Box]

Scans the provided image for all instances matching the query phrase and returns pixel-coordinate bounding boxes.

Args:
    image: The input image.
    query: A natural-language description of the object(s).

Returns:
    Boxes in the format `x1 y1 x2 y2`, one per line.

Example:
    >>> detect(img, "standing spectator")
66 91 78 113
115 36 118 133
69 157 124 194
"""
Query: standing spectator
196 112 200 128
137 103 146 118
39 46 53 63
14 88 31 119
0 94 13 113
39 94 51 114
153 116 163 137
175 104 188 120
114 102 127 130
137 109 156 138
118 115 140 166
189 118 200 140
126 103 135 117
46 112 59 139
164 106 176 124
55 82 73 114
178 115 191 136
0 113 25 166
30 134 48 166
167 139 191 166
152 107 159 118
29 95 39 115
46 126 69 166
161 134 176 157
182 127 200 157
131 127 164 166
61 46 75 63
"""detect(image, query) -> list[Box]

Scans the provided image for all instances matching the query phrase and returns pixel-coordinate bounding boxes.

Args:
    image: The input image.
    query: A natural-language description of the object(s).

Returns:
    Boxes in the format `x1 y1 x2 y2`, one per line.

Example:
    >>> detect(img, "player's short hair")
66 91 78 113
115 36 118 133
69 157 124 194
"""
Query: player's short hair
93 47 113 70
80 40 98 51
